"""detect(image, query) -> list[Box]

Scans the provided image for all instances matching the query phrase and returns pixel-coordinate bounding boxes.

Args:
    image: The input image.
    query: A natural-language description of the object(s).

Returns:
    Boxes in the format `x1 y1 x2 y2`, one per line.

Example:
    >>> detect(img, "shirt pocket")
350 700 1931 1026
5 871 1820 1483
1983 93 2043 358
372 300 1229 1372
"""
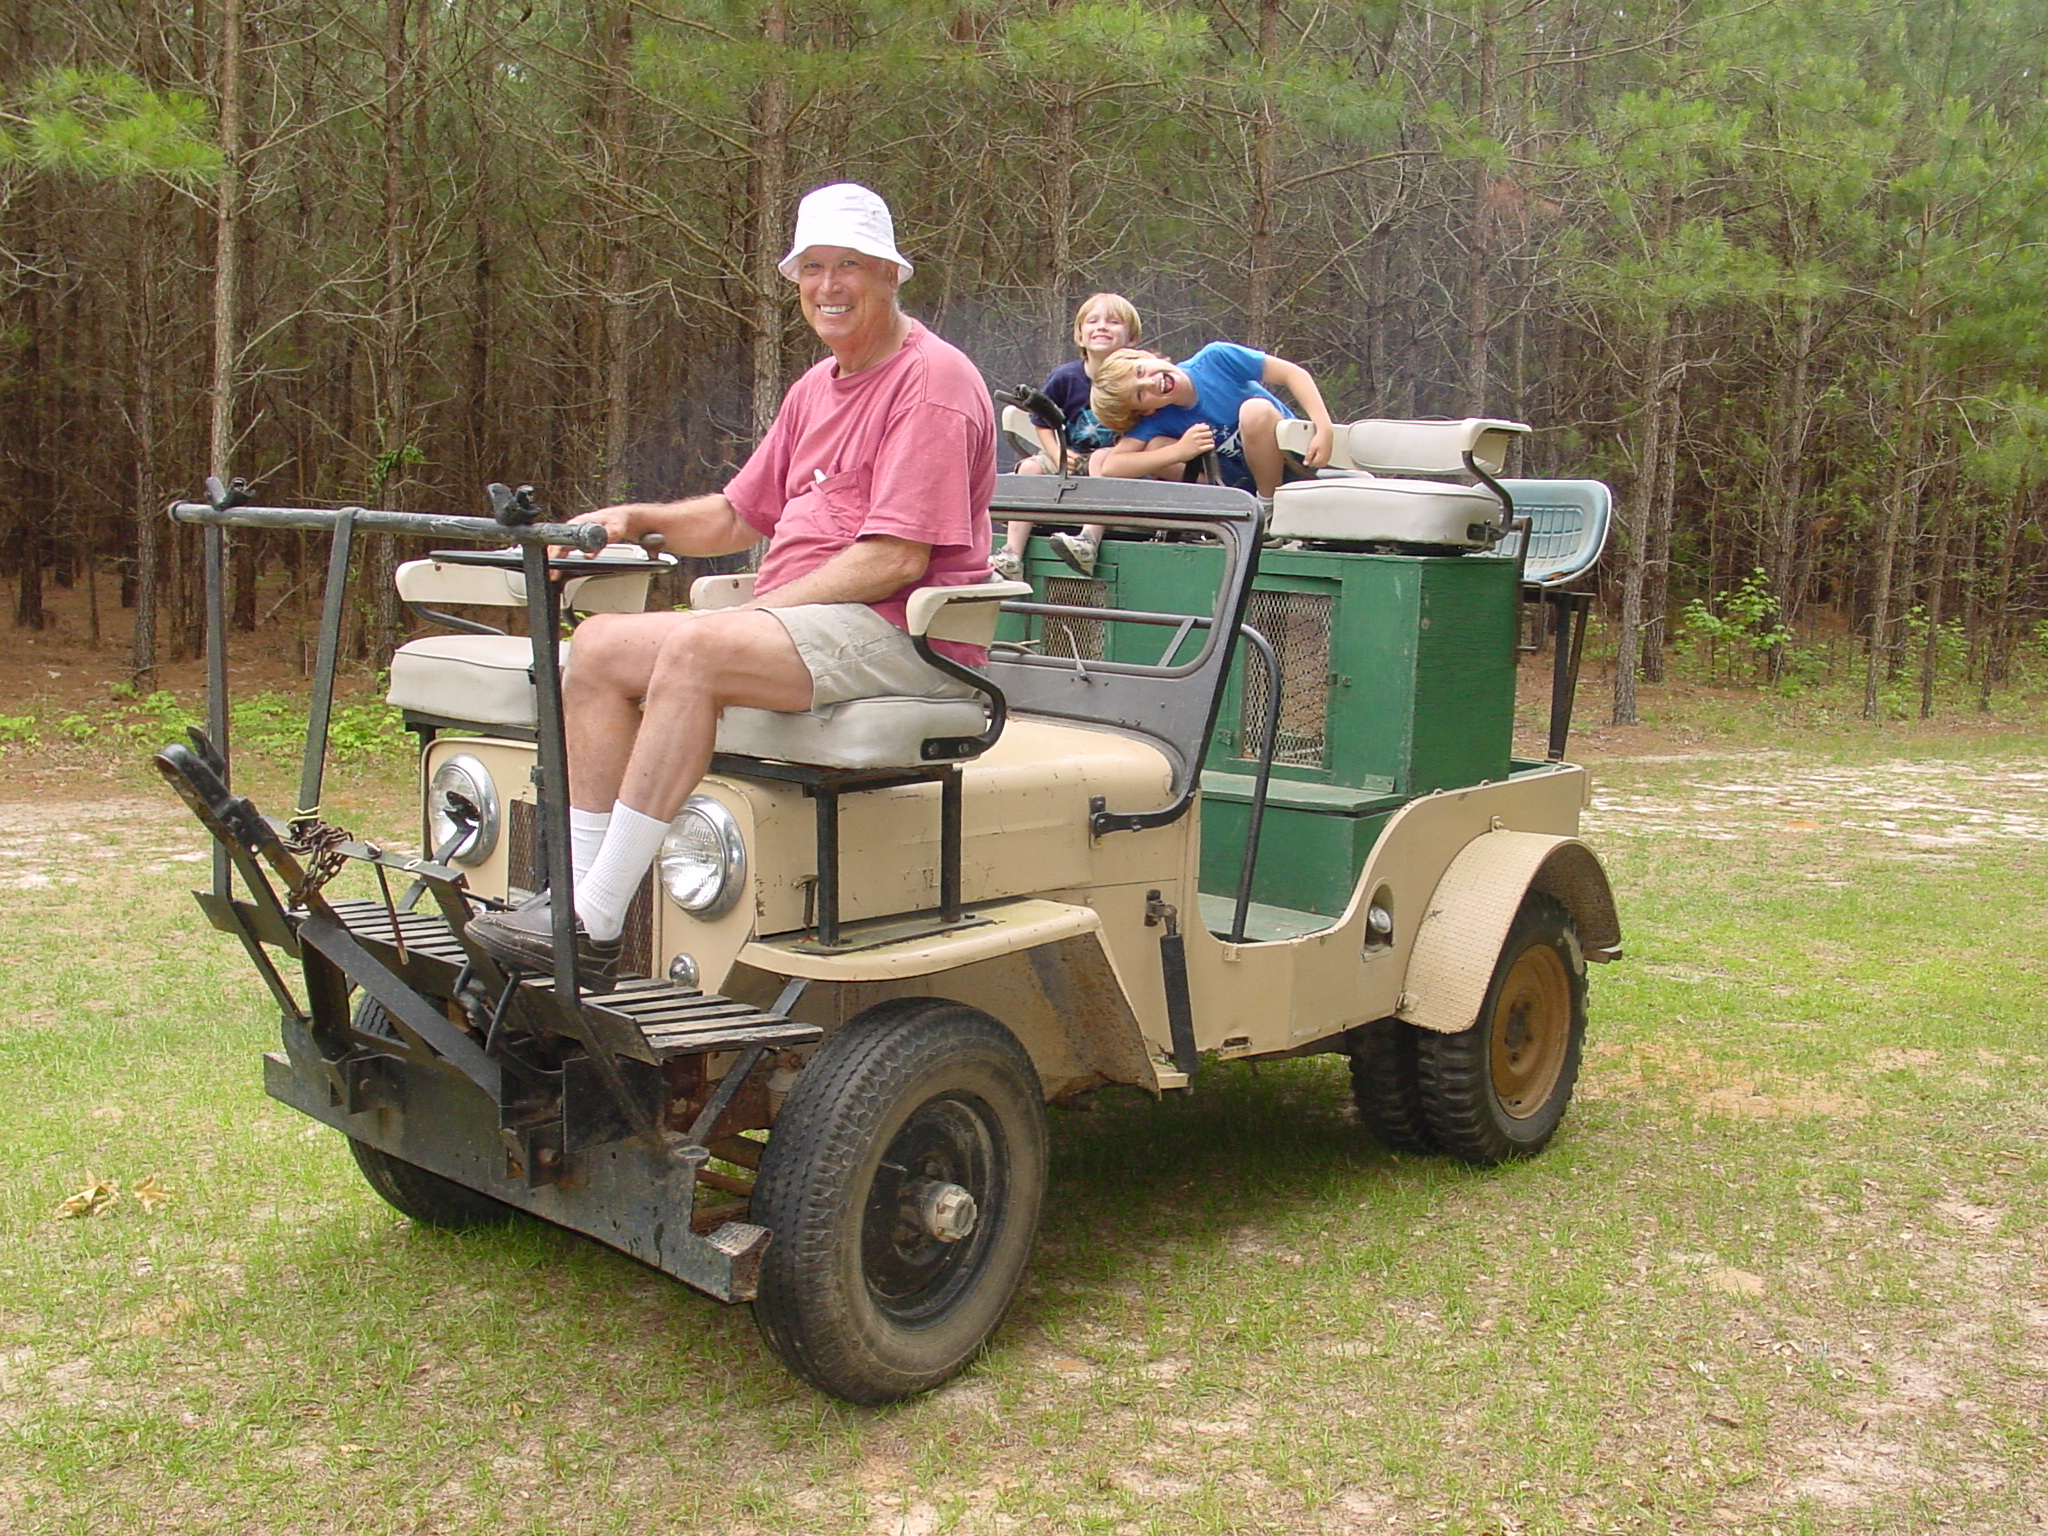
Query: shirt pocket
813 466 870 538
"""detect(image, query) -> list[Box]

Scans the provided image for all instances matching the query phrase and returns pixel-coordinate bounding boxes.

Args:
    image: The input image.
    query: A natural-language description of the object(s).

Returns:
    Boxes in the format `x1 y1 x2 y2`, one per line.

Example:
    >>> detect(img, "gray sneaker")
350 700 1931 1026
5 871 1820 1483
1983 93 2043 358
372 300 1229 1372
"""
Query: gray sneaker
466 892 623 992
990 547 1024 581
1050 531 1098 576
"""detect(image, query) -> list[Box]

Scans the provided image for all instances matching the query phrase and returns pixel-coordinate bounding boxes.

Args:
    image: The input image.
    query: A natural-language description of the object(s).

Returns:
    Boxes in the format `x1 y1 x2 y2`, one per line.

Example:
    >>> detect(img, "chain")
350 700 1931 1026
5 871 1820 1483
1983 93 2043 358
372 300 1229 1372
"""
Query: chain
283 816 352 906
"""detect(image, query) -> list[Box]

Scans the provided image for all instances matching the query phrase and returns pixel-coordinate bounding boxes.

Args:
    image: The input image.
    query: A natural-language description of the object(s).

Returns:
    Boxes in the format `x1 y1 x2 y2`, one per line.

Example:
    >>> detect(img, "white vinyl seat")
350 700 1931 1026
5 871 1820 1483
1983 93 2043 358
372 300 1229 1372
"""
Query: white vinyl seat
694 575 1032 770
388 634 565 727
1268 417 1530 549
384 547 661 731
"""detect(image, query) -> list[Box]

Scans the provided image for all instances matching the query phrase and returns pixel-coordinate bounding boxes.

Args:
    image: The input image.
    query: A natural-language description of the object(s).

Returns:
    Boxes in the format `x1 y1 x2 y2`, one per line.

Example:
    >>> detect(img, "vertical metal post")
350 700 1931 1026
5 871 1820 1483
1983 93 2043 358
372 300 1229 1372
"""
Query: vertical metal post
814 788 841 947
204 524 231 895
939 769 962 923
1228 624 1281 944
297 508 358 817
521 543 580 998
1547 592 1590 762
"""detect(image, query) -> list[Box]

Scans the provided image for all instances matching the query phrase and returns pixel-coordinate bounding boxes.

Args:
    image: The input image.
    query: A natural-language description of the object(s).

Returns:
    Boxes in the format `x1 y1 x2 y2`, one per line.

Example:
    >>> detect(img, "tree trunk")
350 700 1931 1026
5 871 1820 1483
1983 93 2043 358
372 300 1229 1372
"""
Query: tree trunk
1464 0 1499 411
592 0 635 502
1642 366 1680 684
1611 313 1672 725
1864 337 1929 719
1243 0 1284 347
1978 485 2024 709
1762 297 1815 679
1916 455 1958 719
747 0 789 441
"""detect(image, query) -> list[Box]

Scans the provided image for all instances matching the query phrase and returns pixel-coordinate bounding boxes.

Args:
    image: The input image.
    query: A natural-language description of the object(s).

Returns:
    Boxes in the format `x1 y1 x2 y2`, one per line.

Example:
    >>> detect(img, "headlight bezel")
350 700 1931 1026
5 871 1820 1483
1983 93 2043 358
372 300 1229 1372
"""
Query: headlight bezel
427 753 500 867
657 794 747 919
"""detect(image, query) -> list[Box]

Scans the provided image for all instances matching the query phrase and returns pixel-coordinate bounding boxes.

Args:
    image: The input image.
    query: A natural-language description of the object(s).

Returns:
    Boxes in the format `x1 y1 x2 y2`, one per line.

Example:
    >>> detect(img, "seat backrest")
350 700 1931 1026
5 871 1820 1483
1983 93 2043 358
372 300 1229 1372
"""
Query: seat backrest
395 547 660 616
1000 403 1046 462
1484 479 1613 587
689 573 755 611
1275 416 1530 477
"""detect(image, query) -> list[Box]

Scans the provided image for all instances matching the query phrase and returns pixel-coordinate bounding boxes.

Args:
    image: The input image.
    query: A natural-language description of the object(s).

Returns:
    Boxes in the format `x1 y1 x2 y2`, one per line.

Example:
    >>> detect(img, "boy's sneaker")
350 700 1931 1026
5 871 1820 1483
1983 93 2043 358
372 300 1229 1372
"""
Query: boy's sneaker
990 548 1023 581
1050 532 1098 577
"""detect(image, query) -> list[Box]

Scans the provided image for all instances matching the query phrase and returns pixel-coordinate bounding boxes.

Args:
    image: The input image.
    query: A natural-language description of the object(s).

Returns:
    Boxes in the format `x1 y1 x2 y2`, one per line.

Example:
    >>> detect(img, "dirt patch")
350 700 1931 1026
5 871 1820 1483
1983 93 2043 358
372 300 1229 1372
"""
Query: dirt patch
1583 752 2048 855
0 797 204 889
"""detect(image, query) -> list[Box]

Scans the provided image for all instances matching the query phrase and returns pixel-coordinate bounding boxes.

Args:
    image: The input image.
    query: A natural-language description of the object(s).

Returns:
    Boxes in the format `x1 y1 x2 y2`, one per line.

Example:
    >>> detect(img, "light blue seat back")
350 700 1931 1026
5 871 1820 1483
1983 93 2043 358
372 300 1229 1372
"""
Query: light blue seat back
1486 479 1613 587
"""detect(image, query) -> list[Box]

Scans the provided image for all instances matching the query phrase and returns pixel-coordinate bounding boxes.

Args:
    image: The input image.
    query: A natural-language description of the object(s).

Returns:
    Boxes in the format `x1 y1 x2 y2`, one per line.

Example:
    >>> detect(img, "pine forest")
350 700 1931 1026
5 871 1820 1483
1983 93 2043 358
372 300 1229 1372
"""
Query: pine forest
5 0 2048 724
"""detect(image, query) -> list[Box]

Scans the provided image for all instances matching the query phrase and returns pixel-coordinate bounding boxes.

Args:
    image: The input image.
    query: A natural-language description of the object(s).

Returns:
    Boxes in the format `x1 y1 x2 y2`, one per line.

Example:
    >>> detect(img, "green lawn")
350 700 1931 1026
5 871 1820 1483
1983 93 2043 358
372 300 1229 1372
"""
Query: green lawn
1 720 2044 1534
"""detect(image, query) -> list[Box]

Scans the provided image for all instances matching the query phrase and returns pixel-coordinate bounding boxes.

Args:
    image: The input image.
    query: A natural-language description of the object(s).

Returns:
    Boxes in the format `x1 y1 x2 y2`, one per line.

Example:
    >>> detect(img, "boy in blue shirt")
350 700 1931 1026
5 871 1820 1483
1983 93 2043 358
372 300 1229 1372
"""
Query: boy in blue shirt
1090 342 1333 497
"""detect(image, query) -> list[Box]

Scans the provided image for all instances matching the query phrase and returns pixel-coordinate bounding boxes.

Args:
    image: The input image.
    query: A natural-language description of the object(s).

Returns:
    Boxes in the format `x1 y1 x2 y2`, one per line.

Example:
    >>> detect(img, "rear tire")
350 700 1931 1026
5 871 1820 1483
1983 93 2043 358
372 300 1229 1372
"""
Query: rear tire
1347 1017 1438 1154
750 998 1047 1406
1415 892 1586 1164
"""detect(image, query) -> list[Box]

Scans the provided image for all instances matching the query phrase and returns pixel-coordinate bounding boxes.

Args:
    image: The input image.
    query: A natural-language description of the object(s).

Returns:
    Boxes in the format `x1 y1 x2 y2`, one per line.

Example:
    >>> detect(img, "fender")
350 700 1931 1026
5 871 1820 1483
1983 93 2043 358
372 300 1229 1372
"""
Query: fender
731 897 1162 1097
1396 831 1621 1035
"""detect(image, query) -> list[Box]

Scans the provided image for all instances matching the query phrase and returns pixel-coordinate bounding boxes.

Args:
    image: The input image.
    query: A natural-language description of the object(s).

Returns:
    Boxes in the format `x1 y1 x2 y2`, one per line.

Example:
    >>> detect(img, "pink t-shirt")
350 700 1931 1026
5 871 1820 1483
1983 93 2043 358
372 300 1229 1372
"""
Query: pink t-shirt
724 320 995 664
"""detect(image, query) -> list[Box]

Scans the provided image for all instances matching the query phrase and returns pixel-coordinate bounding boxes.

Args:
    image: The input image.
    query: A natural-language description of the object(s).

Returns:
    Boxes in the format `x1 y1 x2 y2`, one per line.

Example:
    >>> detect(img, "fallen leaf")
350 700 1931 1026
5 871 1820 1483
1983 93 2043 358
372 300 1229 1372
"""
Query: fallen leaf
132 1175 174 1214
56 1178 119 1220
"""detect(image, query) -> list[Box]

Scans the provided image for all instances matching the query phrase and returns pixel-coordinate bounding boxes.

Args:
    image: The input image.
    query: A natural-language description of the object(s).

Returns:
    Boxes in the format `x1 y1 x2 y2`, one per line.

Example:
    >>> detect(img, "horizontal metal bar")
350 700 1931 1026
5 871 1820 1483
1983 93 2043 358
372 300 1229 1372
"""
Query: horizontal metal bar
168 501 606 553
1002 600 1215 631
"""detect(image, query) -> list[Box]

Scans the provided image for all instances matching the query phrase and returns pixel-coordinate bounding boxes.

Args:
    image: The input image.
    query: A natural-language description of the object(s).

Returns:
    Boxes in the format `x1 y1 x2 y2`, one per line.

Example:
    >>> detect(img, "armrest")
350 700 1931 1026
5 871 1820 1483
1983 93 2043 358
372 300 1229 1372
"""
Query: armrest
689 573 757 611
905 580 1033 644
1277 416 1530 476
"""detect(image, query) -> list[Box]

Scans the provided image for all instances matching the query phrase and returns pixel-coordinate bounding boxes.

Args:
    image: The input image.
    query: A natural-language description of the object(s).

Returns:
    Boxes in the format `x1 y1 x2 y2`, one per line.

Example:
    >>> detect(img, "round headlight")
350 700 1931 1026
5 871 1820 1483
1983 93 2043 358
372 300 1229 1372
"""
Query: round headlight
427 754 499 866
658 795 746 918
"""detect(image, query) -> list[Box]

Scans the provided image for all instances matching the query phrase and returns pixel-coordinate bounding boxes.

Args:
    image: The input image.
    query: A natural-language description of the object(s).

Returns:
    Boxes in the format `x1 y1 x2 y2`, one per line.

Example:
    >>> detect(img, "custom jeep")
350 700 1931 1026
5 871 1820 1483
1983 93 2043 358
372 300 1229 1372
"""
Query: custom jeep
156 413 1619 1405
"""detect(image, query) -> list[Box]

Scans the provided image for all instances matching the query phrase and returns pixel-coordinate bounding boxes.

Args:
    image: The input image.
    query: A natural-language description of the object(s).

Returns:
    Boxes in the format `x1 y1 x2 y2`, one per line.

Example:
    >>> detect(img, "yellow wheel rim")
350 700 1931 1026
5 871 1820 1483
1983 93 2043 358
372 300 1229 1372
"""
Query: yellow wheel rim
1489 942 1572 1119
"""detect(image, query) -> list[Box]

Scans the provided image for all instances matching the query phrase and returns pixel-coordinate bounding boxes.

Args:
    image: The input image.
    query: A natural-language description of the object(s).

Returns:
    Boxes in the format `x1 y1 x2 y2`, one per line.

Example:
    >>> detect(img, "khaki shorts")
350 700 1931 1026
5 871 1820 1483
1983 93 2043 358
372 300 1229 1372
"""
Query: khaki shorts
763 603 980 708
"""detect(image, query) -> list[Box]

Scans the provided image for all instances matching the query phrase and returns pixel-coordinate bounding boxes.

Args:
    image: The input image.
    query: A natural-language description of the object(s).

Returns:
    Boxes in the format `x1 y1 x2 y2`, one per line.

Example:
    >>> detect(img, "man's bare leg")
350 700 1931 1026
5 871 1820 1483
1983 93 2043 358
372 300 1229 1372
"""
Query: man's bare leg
558 606 814 939
564 606 813 818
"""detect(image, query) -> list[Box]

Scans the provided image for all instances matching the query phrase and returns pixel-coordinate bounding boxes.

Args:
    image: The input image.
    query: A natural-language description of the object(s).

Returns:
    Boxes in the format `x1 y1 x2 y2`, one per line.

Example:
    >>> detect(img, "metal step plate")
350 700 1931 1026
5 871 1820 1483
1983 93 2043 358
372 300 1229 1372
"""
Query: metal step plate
327 898 819 1062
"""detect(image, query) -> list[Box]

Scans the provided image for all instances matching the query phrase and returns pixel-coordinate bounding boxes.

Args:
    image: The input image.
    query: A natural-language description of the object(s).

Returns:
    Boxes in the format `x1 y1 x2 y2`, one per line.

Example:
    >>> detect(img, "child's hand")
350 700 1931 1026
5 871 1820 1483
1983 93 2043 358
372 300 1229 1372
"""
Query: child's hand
1304 423 1334 469
1175 424 1217 461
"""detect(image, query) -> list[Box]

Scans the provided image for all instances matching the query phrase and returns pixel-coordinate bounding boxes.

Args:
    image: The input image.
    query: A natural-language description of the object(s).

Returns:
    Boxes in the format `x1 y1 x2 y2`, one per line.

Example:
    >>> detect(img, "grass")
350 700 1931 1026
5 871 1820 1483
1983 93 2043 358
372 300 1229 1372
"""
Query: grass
2 705 2045 1532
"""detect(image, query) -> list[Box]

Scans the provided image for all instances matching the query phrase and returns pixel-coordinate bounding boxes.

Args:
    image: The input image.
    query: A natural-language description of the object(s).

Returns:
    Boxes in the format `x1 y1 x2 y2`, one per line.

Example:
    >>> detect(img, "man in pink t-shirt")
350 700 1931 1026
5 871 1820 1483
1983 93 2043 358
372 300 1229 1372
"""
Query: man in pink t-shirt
467 183 995 983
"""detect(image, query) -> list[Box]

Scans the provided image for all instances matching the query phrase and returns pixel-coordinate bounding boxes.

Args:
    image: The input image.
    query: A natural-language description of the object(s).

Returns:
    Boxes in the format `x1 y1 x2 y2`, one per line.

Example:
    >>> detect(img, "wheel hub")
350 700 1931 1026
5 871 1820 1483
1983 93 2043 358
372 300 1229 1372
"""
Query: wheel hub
908 1179 978 1242
861 1094 1002 1321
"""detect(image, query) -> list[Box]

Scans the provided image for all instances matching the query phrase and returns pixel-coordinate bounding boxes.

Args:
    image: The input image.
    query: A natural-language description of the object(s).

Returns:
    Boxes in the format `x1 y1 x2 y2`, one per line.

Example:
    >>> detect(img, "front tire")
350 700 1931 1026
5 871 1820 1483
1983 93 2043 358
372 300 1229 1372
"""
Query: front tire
1415 892 1586 1164
344 997 519 1230
347 1138 518 1230
749 998 1048 1406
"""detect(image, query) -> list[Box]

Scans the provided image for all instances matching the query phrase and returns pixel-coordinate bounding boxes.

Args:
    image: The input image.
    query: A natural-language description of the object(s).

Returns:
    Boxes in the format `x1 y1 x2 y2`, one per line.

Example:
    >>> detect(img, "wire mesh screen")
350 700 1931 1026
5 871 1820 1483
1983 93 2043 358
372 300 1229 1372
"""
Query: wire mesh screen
1040 576 1108 661
1239 589 1333 767
508 799 655 979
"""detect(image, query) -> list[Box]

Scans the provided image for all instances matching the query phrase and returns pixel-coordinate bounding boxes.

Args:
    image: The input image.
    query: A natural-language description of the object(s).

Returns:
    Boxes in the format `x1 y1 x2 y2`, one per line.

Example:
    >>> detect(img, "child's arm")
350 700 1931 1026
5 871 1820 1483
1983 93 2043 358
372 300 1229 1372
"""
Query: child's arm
1095 425 1217 480
1261 356 1334 468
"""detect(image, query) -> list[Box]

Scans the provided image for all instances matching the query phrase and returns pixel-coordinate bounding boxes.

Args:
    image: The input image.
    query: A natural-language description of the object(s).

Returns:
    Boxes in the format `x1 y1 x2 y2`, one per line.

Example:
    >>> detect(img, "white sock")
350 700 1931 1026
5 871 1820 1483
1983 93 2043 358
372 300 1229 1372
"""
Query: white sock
569 805 611 884
574 801 670 942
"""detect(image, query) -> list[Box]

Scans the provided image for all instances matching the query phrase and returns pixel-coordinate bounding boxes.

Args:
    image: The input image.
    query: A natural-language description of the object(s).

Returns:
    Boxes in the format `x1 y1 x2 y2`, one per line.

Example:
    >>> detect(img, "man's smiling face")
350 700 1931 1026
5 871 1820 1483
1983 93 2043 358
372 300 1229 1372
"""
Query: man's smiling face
795 246 903 363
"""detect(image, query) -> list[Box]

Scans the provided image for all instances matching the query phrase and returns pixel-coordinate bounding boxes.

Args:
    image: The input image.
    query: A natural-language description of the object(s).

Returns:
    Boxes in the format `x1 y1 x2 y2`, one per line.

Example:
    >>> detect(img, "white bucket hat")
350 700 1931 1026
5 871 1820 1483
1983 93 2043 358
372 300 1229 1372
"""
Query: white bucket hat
777 182 913 282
